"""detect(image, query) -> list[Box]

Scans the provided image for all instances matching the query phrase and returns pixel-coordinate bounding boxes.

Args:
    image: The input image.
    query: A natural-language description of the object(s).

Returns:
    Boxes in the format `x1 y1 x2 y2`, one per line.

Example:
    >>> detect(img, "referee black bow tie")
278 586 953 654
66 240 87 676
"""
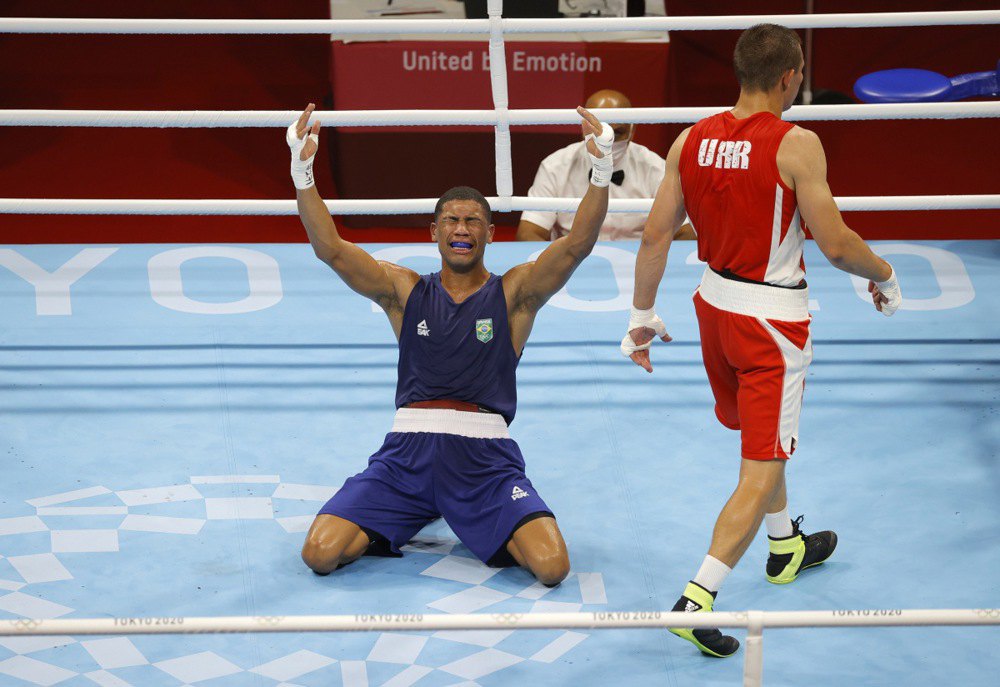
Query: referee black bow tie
588 169 625 186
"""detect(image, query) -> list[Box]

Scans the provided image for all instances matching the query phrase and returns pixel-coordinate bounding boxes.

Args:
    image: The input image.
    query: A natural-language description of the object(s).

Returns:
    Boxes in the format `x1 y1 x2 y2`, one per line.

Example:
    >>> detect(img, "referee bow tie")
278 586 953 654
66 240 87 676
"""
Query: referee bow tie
588 169 625 186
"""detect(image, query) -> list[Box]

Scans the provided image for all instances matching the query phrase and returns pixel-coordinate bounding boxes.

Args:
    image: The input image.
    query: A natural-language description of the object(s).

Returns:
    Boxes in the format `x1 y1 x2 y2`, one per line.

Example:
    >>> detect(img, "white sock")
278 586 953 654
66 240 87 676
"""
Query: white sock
693 555 731 593
765 506 794 539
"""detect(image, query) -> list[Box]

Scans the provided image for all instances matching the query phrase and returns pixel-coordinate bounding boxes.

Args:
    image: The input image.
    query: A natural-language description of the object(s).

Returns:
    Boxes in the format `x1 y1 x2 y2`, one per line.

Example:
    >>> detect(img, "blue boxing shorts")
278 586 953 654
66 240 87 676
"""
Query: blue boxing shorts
318 407 553 565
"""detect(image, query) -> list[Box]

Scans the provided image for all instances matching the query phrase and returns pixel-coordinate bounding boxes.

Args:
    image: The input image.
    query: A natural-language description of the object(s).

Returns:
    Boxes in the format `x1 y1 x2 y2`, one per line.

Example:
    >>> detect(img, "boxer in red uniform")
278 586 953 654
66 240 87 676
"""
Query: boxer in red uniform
622 24 902 657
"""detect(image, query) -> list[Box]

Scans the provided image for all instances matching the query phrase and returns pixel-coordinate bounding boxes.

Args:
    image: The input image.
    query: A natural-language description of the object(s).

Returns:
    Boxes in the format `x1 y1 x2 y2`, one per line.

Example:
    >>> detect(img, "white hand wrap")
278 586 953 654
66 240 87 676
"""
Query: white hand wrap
586 122 615 188
620 306 668 357
286 122 318 190
875 265 902 317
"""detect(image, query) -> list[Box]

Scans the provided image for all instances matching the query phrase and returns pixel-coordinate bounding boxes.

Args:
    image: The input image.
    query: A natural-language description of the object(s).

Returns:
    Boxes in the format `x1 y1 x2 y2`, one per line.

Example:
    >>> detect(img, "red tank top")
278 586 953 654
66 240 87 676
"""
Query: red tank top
679 111 805 286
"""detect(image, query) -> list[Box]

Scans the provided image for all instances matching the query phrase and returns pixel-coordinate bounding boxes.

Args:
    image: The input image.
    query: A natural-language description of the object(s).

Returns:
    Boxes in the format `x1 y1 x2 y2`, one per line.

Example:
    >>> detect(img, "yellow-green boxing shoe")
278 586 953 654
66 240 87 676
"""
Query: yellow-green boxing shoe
668 581 740 657
767 515 838 584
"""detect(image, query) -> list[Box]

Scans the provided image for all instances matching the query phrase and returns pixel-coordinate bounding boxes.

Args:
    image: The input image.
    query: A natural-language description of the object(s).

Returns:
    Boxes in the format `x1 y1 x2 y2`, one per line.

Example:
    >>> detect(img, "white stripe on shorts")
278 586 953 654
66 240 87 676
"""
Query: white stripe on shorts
759 320 813 456
390 407 510 439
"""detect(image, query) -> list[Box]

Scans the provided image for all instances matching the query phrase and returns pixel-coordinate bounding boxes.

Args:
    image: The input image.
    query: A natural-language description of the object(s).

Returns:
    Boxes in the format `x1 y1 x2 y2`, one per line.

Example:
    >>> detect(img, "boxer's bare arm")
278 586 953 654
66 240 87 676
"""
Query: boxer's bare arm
621 129 689 372
504 106 610 353
291 104 418 335
632 128 690 311
778 128 891 283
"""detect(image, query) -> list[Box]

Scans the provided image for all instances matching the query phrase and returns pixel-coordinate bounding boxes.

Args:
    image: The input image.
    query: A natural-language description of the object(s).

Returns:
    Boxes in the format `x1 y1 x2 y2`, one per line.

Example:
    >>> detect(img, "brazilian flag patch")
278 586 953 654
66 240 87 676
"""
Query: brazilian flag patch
475 318 494 343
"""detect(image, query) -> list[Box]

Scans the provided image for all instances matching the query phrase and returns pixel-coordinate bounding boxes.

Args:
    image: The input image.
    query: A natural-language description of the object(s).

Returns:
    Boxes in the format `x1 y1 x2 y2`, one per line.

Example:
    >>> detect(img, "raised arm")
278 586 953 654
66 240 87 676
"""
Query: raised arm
621 128 691 372
779 127 900 314
505 107 611 313
288 105 418 332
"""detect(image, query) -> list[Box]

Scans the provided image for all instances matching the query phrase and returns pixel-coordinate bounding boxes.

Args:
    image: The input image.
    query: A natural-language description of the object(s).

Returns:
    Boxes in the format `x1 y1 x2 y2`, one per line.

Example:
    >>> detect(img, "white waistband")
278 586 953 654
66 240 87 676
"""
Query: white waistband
390 408 510 439
697 268 809 321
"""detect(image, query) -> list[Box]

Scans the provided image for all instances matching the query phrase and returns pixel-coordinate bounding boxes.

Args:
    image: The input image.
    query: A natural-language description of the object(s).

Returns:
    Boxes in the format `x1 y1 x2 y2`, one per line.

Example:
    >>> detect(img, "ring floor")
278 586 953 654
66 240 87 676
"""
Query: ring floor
0 239 997 687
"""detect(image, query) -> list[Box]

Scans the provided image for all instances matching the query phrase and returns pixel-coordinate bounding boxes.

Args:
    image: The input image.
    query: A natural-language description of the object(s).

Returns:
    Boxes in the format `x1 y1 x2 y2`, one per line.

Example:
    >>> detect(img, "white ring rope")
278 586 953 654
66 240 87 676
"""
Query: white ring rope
1 609 997 637
3 102 997 128
3 608 994 687
0 11 997 35
1 195 996 216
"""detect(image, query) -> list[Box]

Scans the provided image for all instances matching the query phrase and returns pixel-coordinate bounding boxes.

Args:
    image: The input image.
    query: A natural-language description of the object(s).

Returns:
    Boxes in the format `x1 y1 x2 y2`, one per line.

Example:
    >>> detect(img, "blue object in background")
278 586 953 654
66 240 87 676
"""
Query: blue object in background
854 63 1000 102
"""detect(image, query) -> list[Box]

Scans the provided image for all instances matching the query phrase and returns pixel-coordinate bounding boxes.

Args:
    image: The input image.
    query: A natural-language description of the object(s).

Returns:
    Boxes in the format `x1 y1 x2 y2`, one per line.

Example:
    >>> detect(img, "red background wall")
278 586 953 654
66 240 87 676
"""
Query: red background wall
328 39 672 230
0 0 997 243
0 0 338 243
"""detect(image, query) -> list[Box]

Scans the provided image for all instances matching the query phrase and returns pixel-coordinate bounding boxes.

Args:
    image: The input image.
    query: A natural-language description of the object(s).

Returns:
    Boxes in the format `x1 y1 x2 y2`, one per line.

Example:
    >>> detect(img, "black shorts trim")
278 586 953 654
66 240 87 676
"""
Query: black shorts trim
485 510 555 568
361 525 402 558
711 266 807 290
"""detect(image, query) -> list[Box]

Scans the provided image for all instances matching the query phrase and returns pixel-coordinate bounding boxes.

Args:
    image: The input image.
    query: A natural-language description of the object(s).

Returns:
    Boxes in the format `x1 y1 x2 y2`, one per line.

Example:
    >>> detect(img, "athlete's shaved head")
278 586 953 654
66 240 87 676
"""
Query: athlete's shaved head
734 24 803 92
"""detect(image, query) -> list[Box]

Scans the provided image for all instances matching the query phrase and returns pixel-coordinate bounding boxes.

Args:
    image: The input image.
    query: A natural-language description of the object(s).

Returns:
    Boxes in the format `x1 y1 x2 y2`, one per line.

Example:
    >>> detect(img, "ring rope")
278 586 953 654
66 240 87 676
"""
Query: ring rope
1 608 997 637
3 103 997 128
1 195 996 216
1 11 997 35
3 608 994 687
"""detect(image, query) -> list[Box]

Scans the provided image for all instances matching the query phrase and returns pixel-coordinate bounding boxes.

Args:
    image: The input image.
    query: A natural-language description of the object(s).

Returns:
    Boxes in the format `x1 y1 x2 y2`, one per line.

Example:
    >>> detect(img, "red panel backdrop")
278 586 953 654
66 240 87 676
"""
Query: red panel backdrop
328 39 671 230
0 0 335 244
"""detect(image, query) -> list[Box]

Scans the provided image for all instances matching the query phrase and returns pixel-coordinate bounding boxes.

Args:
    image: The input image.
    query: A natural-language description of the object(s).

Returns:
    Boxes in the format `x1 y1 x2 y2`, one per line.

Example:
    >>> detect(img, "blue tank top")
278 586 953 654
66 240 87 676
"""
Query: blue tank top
395 272 519 425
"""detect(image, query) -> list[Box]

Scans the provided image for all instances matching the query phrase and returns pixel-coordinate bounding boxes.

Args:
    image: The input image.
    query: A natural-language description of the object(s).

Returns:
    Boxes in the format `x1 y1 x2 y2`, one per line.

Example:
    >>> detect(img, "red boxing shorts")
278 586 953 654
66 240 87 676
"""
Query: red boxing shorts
693 268 813 460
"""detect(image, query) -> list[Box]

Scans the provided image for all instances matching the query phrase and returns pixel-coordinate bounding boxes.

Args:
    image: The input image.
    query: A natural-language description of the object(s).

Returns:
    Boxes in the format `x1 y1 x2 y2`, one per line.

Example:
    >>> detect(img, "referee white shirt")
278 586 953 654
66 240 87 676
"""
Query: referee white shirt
520 140 666 241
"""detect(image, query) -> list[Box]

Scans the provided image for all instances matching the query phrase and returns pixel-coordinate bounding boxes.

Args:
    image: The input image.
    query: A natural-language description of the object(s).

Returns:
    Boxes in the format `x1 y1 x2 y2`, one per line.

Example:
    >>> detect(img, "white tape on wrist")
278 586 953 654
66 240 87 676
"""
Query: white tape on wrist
586 122 615 188
286 122 318 190
875 265 902 317
620 306 668 357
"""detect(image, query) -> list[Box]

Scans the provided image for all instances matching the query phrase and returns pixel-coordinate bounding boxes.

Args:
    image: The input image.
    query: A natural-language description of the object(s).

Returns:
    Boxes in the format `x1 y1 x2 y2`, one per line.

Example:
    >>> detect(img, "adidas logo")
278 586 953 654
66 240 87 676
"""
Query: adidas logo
684 600 701 613
417 319 430 337
511 485 529 501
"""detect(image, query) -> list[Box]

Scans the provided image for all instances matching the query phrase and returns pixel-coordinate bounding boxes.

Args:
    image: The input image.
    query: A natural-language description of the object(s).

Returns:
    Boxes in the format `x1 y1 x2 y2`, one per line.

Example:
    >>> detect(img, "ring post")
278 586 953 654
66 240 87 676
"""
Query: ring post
487 0 513 209
743 610 765 687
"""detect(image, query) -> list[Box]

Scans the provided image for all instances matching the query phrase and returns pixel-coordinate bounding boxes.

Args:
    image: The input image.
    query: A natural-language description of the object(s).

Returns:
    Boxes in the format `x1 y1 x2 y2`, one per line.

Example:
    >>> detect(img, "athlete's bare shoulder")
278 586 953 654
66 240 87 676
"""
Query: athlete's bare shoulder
375 260 421 314
377 260 421 286
673 125 694 152
661 126 694 170
501 262 535 312
777 125 826 188
779 125 823 158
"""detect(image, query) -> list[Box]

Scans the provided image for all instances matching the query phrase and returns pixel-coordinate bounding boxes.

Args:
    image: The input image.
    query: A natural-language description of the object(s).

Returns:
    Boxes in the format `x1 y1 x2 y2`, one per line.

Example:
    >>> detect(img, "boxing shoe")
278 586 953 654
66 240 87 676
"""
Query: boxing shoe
766 515 838 584
668 581 740 657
